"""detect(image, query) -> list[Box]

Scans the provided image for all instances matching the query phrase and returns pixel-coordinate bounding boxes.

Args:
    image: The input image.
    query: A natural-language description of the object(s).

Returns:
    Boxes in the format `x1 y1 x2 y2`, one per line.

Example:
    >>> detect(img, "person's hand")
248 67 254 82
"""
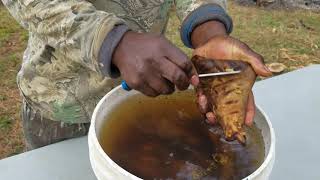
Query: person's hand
112 31 199 97
191 21 272 126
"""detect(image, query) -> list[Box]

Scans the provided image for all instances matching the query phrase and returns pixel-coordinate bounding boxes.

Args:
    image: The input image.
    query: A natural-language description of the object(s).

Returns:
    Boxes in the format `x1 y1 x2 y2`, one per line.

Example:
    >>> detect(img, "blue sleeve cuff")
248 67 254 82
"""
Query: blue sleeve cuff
98 25 129 78
180 4 233 48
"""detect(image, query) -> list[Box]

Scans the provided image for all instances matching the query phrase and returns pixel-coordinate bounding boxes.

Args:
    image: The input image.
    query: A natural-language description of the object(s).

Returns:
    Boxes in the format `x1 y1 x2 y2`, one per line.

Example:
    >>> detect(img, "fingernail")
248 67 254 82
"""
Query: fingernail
199 95 207 105
197 96 208 113
191 75 199 86
206 112 215 119
263 65 271 73
246 121 253 127
206 112 216 124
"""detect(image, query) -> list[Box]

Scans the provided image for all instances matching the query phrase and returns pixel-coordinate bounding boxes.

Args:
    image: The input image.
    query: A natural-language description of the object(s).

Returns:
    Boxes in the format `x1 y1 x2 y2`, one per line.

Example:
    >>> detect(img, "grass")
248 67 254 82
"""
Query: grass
0 1 319 159
0 116 12 130
166 2 320 72
0 5 27 158
229 3 320 71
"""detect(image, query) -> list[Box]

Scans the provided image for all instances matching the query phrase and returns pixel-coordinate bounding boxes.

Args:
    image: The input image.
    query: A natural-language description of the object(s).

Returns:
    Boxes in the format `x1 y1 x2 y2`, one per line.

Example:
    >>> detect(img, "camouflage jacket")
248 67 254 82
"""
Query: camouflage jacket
3 0 231 123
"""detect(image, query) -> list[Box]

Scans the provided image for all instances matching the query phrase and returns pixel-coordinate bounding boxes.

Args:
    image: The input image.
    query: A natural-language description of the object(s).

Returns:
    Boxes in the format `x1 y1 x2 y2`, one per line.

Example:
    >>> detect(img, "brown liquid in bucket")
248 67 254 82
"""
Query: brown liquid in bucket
99 92 264 180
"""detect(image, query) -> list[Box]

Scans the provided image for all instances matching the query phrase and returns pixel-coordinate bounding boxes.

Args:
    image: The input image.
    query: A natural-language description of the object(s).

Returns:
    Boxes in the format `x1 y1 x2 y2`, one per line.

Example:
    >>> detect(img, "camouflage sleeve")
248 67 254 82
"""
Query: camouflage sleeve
174 0 233 48
2 0 127 75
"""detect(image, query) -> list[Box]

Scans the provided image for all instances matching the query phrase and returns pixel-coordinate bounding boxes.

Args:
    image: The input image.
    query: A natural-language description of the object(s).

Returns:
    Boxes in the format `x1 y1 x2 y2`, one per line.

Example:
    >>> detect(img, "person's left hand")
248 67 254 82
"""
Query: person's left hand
191 21 272 126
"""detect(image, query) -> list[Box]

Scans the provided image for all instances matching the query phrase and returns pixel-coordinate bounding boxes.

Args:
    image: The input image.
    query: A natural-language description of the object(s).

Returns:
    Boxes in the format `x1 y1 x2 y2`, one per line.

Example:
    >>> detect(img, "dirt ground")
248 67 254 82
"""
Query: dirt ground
0 1 319 159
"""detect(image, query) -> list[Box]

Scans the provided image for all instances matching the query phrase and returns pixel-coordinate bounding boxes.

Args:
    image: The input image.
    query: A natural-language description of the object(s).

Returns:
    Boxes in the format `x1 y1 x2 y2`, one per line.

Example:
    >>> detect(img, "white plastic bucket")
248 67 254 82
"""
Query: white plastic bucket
88 86 275 180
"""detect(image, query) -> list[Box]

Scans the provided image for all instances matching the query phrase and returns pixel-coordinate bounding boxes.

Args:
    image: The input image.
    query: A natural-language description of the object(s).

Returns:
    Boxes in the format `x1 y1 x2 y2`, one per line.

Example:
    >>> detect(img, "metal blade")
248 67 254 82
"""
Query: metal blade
198 70 242 78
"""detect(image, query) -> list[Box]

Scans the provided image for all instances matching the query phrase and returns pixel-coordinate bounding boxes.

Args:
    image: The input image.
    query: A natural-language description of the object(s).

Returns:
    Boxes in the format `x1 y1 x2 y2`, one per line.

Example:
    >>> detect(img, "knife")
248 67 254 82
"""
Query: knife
198 70 242 78
121 70 242 91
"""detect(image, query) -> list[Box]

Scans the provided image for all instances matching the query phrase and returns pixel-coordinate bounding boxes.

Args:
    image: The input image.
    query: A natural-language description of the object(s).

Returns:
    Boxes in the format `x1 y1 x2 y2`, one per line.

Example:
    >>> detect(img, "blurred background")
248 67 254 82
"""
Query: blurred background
0 0 319 159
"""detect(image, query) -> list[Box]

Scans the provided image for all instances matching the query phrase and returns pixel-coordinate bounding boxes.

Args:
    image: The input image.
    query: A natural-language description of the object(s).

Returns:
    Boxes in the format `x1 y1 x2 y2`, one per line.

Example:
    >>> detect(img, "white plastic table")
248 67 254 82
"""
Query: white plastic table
1 65 320 180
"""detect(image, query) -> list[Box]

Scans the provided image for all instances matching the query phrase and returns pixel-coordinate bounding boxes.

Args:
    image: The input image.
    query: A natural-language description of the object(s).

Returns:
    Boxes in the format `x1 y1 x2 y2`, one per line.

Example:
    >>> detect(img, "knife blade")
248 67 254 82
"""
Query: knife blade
198 70 242 78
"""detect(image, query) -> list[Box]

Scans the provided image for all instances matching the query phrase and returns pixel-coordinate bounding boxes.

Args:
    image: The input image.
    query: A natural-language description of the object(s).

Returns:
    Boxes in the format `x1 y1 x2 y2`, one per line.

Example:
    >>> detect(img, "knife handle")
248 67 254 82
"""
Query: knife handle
121 80 132 91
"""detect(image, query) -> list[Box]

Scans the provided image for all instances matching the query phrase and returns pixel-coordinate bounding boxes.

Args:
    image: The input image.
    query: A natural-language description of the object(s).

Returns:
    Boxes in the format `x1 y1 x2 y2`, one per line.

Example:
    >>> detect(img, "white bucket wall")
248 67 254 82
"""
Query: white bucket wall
88 86 276 180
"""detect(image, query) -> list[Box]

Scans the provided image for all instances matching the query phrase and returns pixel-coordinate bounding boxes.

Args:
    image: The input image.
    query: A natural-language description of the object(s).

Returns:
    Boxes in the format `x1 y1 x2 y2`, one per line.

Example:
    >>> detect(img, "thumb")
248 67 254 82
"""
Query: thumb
193 36 273 77
232 42 272 77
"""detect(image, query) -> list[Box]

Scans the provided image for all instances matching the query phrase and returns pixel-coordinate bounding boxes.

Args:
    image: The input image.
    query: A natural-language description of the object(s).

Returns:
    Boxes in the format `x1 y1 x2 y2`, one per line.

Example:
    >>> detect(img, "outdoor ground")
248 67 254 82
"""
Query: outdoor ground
0 1 319 159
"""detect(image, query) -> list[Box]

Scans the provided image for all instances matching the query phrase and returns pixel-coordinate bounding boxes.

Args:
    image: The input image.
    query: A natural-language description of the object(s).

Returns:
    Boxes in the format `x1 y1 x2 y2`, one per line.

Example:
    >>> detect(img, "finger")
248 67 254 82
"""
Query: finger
160 79 175 95
138 83 160 97
206 112 216 124
190 66 200 87
146 74 175 95
233 42 272 77
162 41 198 79
188 62 199 87
196 85 211 113
197 94 209 114
245 91 255 126
159 58 190 90
192 37 272 77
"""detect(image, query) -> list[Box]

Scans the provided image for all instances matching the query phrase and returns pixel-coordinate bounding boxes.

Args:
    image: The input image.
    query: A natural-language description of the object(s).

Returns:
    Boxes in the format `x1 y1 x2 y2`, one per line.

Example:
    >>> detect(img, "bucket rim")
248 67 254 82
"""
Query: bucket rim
89 85 276 180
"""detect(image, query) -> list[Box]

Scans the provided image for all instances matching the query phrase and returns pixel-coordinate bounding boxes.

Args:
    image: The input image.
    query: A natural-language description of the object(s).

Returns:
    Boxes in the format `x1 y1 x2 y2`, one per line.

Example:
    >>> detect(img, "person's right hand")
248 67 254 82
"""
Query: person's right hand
112 31 199 97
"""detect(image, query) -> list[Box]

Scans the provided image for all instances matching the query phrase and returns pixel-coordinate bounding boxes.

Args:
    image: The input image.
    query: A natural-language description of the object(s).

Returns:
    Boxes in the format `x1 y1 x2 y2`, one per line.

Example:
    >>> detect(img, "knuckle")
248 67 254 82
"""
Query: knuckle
173 70 188 89
173 69 184 82
241 42 250 50
129 77 142 89
155 35 168 48
250 54 264 65
181 61 192 72
256 54 265 63
136 65 147 76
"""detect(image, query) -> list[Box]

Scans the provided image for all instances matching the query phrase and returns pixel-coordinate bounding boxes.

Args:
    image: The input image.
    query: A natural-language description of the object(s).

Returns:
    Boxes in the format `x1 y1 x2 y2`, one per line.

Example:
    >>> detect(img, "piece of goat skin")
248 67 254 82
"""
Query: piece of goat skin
192 56 256 144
